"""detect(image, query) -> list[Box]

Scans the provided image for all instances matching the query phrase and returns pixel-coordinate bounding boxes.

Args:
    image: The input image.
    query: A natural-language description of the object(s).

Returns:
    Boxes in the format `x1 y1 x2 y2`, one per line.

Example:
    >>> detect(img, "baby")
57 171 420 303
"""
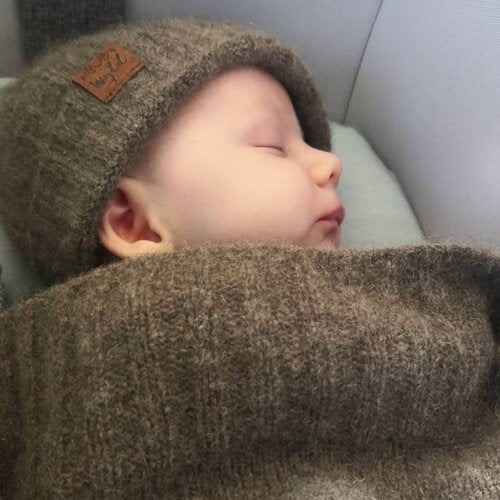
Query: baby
0 17 344 287
97 65 345 262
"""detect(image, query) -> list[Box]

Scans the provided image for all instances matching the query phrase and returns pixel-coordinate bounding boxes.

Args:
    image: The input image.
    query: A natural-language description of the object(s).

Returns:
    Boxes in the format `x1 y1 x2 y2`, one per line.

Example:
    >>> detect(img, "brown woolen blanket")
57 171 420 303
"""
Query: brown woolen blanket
0 241 499 499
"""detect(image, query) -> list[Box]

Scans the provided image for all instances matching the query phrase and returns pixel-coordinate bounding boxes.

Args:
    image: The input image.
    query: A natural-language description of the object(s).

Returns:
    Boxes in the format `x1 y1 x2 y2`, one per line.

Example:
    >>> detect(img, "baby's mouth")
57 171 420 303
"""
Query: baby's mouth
317 217 339 233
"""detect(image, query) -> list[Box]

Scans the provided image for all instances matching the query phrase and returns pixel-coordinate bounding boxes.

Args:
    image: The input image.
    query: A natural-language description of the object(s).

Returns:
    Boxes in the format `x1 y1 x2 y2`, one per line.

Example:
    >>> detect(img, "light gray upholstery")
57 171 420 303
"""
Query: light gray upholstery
346 0 500 251
0 0 23 78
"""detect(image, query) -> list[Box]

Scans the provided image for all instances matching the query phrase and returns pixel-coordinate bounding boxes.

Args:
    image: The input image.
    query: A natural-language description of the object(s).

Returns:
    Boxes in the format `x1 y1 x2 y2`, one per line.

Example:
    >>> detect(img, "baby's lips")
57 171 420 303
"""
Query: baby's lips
318 204 345 226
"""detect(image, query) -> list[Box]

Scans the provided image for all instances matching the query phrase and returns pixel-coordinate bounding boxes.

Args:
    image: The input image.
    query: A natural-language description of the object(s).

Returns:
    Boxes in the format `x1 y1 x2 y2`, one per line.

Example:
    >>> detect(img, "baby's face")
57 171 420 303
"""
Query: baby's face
101 66 344 257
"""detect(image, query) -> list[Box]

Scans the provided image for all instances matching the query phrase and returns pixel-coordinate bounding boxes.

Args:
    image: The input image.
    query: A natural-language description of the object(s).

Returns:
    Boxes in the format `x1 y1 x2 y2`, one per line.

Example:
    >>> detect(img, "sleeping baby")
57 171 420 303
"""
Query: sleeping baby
0 17 342 287
97 65 345 262
1 19 499 500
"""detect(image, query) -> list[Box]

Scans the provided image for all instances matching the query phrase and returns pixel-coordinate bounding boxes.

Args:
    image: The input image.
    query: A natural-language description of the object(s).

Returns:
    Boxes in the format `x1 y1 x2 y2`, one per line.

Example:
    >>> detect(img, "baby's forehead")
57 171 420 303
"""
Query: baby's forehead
132 66 300 162
216 66 291 101
189 66 294 115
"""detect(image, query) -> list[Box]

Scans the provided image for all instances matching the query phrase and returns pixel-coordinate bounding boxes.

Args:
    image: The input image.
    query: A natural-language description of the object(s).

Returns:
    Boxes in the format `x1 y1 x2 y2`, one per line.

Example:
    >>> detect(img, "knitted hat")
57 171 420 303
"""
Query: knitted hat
0 17 332 288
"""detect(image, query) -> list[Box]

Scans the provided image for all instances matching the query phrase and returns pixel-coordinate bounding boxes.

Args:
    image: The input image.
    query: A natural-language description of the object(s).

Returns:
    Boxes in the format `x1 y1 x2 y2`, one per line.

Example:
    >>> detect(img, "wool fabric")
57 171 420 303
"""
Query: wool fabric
0 265 7 309
0 18 331 288
0 241 499 498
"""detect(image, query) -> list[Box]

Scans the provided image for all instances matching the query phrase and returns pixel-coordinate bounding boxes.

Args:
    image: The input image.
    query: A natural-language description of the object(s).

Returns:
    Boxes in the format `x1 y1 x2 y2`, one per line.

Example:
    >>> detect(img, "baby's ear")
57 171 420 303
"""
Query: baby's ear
98 177 170 259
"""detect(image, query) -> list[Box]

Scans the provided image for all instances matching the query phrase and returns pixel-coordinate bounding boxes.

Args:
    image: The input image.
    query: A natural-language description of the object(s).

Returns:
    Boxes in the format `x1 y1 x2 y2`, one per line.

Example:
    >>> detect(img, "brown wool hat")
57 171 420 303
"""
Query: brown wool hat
0 17 332 288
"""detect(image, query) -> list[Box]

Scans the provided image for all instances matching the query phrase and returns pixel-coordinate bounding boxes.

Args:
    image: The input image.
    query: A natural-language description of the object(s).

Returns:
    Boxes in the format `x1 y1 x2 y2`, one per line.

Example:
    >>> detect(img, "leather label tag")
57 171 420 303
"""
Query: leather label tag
71 42 144 103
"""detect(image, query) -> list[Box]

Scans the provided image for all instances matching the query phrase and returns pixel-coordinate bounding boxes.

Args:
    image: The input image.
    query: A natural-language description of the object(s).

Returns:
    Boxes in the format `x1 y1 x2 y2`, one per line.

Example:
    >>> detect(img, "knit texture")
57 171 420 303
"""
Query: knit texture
16 0 126 63
0 265 7 309
0 241 499 498
0 18 330 289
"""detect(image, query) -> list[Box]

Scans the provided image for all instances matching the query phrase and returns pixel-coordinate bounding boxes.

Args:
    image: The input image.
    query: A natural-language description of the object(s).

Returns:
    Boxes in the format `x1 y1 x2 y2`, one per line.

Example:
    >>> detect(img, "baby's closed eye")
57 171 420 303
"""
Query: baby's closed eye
256 145 284 153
